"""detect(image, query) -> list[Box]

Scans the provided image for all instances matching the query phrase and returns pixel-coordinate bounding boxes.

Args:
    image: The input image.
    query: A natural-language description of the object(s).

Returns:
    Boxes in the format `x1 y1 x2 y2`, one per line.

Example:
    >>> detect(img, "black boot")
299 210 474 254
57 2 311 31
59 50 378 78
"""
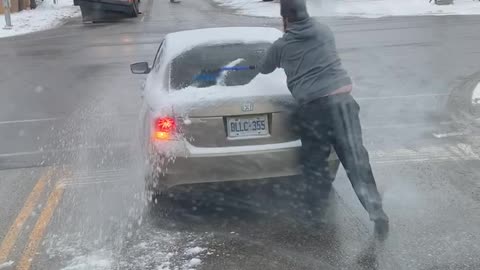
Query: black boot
371 208 389 240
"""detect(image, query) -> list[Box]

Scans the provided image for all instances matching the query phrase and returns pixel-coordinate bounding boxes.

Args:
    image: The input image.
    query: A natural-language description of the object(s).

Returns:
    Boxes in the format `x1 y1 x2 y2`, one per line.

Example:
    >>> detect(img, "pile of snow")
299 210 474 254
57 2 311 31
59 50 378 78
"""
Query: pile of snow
473 82 480 105
184 247 207 256
0 0 80 38
0 261 14 269
214 0 480 18
61 250 113 270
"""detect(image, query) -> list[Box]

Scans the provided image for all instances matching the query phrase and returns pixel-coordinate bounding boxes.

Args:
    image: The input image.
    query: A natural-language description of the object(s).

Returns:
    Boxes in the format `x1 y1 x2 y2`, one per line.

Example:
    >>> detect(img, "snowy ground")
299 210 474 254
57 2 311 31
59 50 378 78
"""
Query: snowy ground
473 82 480 105
214 0 480 18
0 0 80 38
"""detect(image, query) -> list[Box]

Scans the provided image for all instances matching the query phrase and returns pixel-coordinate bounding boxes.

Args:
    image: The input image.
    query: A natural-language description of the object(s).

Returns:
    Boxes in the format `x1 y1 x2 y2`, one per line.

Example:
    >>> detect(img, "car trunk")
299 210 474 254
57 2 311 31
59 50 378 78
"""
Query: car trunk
165 42 300 148
180 95 298 148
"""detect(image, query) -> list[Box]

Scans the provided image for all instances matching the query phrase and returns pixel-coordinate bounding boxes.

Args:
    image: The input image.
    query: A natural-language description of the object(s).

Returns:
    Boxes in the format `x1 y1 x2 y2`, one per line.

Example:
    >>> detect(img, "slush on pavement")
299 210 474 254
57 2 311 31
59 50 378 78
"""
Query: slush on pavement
0 0 479 269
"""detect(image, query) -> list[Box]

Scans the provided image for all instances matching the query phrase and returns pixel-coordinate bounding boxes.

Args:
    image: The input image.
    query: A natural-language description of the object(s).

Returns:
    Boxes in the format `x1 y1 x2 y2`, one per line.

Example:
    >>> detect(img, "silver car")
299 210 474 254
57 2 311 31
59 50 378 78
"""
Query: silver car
130 27 339 196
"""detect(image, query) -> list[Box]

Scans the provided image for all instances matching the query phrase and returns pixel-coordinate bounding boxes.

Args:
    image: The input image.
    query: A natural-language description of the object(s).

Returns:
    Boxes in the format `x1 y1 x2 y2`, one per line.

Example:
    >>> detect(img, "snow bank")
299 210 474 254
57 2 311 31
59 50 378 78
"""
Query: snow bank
0 261 14 269
473 82 480 105
214 0 480 18
0 0 80 38
186 258 202 268
184 247 207 256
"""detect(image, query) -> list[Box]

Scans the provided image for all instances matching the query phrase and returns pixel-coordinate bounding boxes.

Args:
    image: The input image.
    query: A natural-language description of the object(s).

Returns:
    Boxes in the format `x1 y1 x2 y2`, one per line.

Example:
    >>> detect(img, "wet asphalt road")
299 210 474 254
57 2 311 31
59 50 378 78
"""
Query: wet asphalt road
1 0 480 269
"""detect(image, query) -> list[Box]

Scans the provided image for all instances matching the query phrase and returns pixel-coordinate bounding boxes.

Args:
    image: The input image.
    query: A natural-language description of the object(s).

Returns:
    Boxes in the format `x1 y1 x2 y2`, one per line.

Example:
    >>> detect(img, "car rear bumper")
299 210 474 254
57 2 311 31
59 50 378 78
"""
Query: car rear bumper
152 140 338 188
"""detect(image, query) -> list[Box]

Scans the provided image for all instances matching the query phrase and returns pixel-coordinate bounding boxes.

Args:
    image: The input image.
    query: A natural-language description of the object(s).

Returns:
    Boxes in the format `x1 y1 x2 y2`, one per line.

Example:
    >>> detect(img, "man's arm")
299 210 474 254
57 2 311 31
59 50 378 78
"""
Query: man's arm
258 41 281 74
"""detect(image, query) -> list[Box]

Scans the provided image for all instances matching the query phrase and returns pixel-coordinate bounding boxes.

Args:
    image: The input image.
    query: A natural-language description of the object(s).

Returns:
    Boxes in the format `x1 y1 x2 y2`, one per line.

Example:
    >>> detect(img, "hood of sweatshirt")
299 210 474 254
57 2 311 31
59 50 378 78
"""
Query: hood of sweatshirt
286 18 317 40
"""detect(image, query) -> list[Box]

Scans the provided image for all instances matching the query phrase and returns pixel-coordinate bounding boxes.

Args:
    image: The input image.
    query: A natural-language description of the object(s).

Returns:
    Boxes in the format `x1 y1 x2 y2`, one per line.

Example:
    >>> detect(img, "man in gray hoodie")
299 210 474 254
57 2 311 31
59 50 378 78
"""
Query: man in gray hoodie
258 0 389 236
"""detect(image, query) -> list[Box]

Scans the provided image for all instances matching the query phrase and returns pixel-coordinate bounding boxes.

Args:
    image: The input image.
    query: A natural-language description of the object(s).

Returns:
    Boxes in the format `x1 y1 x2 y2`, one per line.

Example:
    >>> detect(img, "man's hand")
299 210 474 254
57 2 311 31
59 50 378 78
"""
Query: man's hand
257 41 281 74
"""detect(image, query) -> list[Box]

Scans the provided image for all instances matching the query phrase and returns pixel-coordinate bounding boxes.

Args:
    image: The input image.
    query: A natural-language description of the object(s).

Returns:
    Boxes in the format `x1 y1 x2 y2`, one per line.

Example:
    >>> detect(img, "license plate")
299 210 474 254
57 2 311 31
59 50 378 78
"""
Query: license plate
227 115 269 138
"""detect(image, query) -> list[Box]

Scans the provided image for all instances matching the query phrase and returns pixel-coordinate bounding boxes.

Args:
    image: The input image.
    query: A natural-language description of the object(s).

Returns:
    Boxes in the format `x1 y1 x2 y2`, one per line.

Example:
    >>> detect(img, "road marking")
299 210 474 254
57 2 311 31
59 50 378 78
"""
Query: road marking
0 113 137 126
0 150 48 158
0 118 58 125
363 121 452 130
356 93 448 101
0 142 130 158
432 131 467 138
370 142 480 164
16 170 68 270
61 179 123 187
0 168 53 264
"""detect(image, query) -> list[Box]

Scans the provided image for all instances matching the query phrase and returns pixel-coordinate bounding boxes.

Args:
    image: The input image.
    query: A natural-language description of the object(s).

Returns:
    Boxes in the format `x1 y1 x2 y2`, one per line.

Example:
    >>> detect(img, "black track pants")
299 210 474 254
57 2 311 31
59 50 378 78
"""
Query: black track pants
296 93 385 221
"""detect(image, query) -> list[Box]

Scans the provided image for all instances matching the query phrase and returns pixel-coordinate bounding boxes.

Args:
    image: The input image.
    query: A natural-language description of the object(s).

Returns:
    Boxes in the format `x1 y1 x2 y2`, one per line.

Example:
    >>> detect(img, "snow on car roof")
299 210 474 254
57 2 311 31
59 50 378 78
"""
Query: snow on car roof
164 27 283 61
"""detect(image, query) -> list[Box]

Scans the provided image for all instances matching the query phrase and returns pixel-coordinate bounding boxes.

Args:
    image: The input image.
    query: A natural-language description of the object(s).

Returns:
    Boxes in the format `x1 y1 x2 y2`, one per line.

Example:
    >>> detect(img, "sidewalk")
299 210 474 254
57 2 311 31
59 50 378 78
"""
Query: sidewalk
0 0 80 38
214 0 480 18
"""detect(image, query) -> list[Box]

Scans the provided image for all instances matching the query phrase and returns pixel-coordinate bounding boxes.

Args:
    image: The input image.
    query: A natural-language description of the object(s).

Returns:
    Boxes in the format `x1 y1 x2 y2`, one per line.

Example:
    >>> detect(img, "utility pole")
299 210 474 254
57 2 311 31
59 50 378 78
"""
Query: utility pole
3 0 13 29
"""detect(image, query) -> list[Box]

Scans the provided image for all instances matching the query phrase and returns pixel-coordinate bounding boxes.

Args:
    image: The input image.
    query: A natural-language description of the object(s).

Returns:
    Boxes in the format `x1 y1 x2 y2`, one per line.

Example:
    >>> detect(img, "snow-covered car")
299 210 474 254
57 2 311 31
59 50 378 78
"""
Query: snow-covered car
130 27 339 197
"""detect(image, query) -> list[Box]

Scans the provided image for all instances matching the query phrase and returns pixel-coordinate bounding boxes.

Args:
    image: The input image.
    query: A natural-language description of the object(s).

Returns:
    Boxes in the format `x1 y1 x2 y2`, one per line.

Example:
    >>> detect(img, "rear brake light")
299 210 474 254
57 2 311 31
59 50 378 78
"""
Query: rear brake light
153 117 176 141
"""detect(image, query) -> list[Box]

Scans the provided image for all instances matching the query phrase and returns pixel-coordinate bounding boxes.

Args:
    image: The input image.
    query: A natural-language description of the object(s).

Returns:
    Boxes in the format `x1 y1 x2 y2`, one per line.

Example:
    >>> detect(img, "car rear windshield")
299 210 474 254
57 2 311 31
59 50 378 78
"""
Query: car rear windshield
170 43 271 90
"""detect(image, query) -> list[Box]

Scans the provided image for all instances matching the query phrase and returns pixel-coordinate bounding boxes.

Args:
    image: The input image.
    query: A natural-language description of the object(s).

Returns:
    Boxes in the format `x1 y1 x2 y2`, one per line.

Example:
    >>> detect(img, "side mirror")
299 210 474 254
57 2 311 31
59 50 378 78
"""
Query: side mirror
130 62 151 74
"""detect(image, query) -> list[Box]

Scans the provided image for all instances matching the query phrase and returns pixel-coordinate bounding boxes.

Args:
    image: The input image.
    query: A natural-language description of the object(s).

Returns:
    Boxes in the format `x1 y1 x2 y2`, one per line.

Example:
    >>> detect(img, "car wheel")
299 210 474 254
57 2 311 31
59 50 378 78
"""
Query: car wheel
447 71 480 125
147 192 175 216
145 176 177 217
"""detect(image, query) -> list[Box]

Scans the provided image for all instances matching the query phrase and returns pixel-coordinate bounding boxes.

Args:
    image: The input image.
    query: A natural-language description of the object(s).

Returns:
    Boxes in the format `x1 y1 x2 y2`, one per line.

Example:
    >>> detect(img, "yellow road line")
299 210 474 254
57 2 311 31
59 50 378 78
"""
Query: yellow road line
0 168 53 264
16 169 68 270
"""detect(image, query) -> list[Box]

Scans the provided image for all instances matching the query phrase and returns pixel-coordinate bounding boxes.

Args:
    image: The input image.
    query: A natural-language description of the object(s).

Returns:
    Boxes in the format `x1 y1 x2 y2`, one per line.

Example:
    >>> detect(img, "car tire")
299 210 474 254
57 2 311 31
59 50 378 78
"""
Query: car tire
447 71 480 124
144 171 176 216
147 192 175 216
143 153 180 216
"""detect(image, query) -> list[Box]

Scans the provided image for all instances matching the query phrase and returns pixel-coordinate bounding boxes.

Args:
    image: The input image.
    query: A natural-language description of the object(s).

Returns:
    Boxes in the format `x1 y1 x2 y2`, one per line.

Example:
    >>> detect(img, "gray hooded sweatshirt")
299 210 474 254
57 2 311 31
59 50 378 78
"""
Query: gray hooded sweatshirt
258 18 352 105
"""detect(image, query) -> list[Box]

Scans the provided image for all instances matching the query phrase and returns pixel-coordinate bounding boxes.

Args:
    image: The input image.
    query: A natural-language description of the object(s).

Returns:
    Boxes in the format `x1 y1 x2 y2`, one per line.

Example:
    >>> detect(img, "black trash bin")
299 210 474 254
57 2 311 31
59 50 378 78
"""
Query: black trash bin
78 0 139 22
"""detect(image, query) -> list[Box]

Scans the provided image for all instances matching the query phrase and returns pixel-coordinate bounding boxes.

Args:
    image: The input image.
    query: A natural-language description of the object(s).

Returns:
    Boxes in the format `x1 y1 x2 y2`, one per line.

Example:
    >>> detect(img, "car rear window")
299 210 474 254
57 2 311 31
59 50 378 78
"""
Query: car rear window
170 43 271 90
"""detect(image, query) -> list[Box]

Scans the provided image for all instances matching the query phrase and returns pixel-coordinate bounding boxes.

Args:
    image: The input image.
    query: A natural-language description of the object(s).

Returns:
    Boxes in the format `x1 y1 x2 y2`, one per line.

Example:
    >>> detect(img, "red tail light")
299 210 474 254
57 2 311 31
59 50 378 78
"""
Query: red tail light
153 117 176 141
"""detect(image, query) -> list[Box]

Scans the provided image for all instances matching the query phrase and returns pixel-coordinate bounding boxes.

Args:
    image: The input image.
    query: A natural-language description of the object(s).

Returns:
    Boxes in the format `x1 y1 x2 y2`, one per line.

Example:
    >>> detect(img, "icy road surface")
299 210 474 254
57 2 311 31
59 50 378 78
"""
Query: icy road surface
0 0 480 269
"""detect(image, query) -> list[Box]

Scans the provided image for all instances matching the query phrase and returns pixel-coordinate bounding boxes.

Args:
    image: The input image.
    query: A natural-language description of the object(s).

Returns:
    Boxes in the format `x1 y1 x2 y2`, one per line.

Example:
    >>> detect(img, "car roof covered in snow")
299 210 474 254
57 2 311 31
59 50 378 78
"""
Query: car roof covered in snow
164 27 283 62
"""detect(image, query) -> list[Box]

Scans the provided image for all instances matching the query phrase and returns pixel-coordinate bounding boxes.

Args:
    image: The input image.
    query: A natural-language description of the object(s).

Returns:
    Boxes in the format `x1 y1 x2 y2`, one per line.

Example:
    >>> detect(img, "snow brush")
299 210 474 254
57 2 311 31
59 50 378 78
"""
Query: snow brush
193 65 256 81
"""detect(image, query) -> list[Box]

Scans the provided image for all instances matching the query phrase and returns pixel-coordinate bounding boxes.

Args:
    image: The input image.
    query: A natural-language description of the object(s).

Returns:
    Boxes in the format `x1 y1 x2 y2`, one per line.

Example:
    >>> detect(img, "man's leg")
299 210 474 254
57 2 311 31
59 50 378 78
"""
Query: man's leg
328 94 389 234
297 102 335 223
